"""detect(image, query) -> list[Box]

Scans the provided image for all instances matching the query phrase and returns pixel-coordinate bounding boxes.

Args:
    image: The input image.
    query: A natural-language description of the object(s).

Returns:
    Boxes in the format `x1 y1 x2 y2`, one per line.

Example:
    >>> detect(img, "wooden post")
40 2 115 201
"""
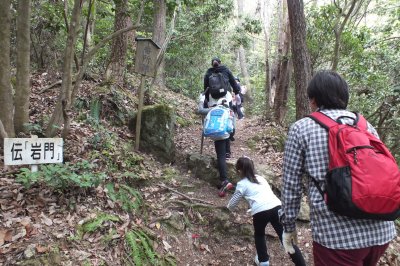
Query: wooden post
200 117 204 154
135 75 146 151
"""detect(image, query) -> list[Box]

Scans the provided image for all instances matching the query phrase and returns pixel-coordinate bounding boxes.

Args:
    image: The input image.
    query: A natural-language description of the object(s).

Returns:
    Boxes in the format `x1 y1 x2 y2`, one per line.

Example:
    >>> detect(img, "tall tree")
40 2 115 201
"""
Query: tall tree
104 0 130 85
0 0 15 138
46 0 83 137
274 2 291 125
259 0 272 120
236 0 252 101
152 0 167 87
14 0 32 134
287 0 311 119
331 0 366 71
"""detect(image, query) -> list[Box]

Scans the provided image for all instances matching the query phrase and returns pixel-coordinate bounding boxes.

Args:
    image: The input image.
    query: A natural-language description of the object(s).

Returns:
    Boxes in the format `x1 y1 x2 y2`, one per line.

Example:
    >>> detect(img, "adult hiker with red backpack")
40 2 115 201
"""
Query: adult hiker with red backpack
279 71 398 266
203 57 241 196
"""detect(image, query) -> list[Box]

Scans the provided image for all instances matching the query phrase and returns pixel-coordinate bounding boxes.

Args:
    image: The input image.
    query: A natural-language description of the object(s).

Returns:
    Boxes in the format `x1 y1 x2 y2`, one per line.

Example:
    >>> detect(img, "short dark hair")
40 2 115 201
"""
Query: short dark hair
307 71 349 109
211 57 221 65
235 157 259 184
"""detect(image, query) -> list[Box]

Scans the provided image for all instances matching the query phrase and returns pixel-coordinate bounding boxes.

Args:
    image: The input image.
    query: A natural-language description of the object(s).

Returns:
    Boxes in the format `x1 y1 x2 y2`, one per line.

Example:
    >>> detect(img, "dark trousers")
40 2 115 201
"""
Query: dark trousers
253 206 306 266
313 241 389 266
214 138 231 182
236 104 244 119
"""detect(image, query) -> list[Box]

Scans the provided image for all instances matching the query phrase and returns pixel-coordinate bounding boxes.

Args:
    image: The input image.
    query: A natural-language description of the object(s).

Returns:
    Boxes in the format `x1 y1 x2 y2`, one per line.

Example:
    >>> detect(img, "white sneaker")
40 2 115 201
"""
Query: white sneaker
254 255 269 266
254 255 259 266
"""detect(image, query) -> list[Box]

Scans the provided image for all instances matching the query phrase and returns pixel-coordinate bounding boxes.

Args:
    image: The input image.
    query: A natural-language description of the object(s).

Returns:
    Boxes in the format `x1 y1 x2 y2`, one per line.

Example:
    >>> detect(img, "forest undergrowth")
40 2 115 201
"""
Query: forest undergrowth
0 75 399 266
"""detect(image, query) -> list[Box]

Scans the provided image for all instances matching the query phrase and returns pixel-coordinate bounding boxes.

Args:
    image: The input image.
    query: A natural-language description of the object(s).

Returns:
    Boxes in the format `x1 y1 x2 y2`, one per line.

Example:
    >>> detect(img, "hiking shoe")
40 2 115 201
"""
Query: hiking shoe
218 180 233 197
254 255 269 266
226 153 231 159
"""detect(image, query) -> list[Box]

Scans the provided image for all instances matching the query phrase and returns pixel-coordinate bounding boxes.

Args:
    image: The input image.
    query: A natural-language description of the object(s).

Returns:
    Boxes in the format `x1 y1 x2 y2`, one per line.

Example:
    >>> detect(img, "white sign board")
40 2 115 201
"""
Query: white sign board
4 137 63 166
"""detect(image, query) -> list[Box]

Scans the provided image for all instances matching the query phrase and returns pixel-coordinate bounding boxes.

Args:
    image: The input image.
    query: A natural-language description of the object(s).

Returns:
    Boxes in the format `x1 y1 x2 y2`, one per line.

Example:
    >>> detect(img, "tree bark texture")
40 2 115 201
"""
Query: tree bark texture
259 0 272 120
105 0 129 86
287 0 311 119
0 0 15 137
331 0 358 71
274 18 291 125
14 0 31 134
46 0 82 137
152 0 167 87
236 0 252 101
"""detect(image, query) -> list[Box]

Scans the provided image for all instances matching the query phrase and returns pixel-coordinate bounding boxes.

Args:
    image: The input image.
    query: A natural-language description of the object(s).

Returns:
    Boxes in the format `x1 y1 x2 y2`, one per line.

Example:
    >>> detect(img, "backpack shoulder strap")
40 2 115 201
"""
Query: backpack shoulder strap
354 113 368 131
307 111 338 130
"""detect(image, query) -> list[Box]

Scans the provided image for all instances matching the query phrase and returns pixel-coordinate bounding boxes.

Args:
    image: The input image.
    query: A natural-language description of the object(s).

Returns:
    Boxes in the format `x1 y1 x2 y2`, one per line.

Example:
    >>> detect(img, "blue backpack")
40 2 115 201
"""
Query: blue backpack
203 105 234 140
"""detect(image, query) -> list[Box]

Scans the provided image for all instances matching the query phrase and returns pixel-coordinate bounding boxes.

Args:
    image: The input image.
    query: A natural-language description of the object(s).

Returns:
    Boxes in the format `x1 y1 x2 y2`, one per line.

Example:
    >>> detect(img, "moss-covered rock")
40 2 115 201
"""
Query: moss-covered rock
186 153 239 187
129 104 176 163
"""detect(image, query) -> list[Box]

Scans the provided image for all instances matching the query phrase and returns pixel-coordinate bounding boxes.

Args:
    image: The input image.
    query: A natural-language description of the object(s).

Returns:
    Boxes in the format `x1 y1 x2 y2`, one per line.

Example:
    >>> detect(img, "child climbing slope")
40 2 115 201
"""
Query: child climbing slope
227 157 306 266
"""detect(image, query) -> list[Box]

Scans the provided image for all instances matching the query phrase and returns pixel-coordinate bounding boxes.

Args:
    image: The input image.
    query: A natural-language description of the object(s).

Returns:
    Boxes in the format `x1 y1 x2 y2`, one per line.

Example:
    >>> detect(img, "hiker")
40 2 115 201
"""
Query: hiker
203 57 241 196
279 71 397 266
234 77 244 119
227 157 306 266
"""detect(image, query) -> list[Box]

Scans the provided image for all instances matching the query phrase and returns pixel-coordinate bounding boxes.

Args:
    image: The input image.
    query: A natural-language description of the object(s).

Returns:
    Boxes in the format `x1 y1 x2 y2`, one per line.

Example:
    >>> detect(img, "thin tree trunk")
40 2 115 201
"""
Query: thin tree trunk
104 0 129 86
152 0 167 87
331 0 358 71
274 18 291 125
287 0 311 119
14 0 31 134
260 0 272 120
236 0 252 102
81 0 94 65
0 0 15 137
46 0 82 137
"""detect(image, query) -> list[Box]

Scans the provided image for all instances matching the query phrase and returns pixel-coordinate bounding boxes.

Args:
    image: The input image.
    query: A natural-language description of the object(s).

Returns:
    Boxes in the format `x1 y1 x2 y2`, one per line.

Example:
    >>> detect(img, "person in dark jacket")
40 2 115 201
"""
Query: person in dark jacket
203 57 240 197
204 57 241 102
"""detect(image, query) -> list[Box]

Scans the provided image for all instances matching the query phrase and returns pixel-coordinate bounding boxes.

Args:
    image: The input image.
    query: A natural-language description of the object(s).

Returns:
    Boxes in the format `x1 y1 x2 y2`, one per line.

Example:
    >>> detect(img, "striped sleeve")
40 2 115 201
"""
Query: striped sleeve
227 185 244 211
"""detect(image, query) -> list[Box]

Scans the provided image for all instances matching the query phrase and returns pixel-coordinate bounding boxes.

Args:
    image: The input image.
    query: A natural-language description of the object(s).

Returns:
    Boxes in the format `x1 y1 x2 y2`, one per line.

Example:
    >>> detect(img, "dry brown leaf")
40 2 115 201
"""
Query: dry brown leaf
40 213 53 226
12 227 26 242
35 244 50 253
0 230 7 246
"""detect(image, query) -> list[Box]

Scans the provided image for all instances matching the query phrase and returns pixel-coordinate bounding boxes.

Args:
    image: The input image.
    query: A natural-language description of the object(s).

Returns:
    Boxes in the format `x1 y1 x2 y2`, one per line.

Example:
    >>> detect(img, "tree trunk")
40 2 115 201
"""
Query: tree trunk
260 0 272 120
104 0 129 86
274 17 291 125
0 0 15 137
331 0 358 71
152 0 167 87
287 0 311 119
14 0 31 134
46 0 82 137
236 0 252 104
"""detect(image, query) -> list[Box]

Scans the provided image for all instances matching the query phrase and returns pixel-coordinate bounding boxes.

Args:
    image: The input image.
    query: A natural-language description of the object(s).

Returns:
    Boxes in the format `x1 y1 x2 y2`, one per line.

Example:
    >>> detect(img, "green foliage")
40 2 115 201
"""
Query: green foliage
105 183 143 213
15 161 106 191
125 229 177 266
232 16 263 49
165 0 236 99
306 1 400 160
74 213 120 240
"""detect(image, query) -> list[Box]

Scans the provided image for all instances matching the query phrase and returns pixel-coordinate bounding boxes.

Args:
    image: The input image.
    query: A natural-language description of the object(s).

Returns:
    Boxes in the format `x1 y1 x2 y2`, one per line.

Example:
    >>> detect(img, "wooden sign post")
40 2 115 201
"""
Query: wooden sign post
133 38 160 151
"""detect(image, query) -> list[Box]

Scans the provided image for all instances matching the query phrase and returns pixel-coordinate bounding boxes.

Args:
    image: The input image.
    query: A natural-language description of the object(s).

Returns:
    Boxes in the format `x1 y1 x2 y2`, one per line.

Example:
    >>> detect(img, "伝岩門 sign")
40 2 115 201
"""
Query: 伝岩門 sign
3 137 63 166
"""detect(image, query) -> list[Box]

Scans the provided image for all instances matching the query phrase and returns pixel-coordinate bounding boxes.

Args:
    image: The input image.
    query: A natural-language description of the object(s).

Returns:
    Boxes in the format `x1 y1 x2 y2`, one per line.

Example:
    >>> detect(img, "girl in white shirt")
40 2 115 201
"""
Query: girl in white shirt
227 157 305 266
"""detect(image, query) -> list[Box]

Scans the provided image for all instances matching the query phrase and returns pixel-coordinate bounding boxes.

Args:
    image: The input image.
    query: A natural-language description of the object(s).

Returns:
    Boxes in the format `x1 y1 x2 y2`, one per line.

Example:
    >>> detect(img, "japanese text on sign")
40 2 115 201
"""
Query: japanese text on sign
4 138 63 166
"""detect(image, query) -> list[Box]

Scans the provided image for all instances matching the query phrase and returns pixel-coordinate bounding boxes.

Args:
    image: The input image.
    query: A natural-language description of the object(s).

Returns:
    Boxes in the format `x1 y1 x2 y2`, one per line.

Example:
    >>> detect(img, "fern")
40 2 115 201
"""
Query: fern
133 230 156 265
125 231 143 266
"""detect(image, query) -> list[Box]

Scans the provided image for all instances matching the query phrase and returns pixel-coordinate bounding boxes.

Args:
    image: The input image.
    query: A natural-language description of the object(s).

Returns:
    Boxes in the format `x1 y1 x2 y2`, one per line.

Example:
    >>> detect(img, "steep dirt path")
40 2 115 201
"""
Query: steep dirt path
172 116 315 265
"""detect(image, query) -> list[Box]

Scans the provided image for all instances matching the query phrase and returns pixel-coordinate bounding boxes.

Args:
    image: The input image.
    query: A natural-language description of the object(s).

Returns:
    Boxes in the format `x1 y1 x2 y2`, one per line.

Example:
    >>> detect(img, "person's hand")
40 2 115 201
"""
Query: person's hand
282 231 297 254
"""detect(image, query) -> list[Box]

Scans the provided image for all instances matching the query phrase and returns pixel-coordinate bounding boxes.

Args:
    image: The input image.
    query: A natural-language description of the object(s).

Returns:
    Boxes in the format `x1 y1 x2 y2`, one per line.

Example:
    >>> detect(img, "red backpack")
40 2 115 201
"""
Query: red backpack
308 111 400 221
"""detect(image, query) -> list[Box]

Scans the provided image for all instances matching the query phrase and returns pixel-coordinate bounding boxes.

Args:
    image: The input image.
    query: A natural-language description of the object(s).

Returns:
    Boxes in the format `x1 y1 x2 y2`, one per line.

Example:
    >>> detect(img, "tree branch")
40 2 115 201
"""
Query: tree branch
157 184 215 206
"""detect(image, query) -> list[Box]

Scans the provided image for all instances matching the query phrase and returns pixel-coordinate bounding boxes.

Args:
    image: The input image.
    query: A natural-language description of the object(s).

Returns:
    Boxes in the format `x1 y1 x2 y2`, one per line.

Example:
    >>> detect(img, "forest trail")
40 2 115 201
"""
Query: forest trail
171 111 315 265
0 83 398 266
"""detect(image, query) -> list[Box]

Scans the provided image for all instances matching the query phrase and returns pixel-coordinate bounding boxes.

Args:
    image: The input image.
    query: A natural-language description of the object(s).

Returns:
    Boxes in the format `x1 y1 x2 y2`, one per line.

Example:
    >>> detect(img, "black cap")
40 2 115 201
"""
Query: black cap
211 57 221 65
